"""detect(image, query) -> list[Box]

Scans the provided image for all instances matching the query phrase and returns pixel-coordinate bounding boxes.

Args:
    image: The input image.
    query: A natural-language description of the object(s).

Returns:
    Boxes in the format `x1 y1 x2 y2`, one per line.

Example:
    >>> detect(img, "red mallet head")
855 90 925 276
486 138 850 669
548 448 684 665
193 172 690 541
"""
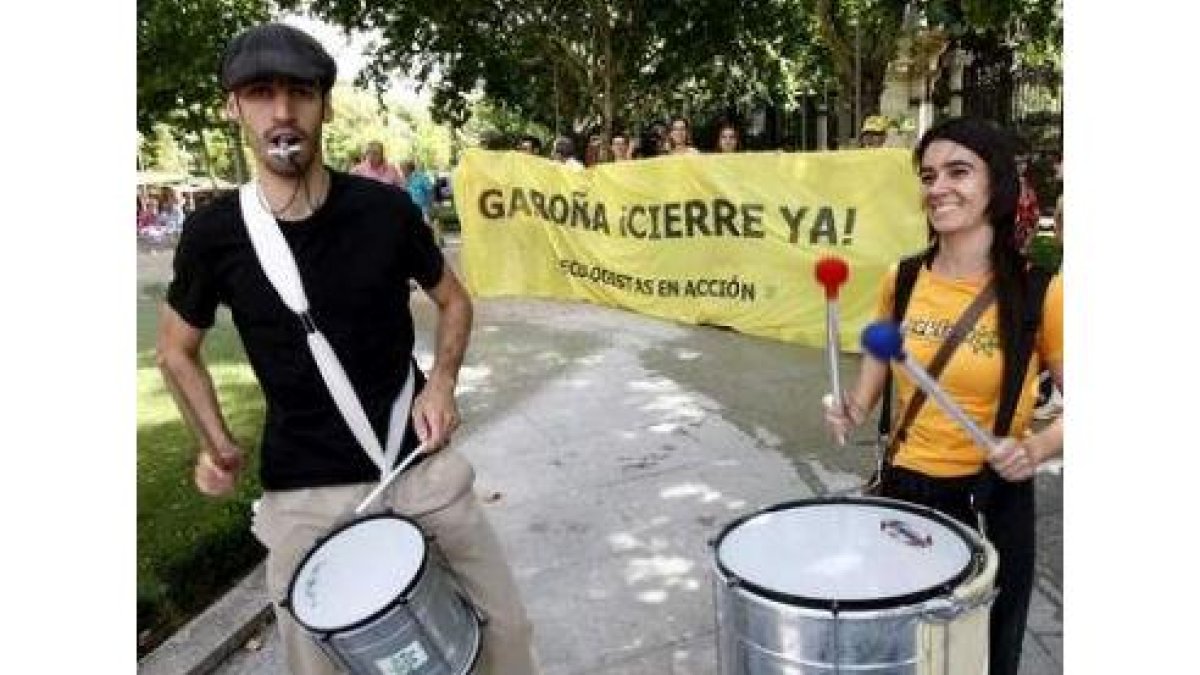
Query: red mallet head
814 256 850 300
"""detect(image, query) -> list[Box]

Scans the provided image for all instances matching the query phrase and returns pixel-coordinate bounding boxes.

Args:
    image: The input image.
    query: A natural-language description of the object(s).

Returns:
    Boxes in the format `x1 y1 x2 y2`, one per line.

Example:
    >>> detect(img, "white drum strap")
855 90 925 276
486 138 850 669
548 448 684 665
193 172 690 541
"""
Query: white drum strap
238 182 413 479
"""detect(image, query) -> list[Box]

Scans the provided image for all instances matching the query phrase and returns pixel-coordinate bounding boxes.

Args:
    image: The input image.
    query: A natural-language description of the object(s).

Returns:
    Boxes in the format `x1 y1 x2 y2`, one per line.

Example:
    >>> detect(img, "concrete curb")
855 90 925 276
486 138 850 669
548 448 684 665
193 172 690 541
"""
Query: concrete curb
138 563 272 675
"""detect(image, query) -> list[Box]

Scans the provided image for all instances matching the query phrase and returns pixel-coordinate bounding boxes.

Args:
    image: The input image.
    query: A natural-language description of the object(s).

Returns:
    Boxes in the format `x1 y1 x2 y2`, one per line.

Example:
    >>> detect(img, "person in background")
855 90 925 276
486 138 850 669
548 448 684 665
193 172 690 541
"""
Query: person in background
584 133 610 166
1014 155 1040 254
351 140 405 188
610 131 632 161
634 121 667 158
158 187 186 234
137 195 158 232
403 158 440 246
517 135 542 155
550 136 584 169
859 115 890 148
666 115 700 155
715 121 741 153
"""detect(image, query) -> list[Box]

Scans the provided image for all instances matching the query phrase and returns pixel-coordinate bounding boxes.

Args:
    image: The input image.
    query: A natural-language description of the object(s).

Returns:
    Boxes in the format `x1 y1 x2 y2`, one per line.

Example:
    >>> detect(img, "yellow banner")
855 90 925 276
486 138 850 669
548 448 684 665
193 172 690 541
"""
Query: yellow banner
454 148 928 351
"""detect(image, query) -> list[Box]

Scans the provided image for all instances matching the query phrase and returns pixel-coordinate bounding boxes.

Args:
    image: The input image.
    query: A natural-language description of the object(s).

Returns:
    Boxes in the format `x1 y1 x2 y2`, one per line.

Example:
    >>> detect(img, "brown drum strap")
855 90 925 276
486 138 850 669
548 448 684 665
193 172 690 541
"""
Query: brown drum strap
883 280 997 468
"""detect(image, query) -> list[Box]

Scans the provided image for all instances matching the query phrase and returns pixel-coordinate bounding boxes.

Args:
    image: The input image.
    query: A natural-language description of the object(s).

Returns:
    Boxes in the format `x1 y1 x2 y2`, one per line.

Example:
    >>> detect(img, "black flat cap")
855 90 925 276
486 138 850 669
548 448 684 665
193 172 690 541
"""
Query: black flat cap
220 22 337 93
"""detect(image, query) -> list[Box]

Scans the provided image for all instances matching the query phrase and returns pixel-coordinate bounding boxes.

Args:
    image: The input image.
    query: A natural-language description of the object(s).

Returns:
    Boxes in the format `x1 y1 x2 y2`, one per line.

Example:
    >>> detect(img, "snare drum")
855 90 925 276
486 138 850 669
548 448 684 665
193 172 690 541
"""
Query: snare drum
286 513 482 675
711 496 997 674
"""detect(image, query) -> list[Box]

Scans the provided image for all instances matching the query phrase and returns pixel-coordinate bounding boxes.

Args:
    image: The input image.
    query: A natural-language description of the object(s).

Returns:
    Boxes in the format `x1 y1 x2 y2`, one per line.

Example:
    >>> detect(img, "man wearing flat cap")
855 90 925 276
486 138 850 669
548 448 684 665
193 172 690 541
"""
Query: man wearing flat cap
156 21 540 675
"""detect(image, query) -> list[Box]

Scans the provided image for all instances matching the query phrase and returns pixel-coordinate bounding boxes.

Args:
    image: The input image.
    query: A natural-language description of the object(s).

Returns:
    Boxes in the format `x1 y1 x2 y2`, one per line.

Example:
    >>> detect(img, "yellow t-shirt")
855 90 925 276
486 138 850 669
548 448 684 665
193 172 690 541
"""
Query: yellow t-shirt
875 265 1064 477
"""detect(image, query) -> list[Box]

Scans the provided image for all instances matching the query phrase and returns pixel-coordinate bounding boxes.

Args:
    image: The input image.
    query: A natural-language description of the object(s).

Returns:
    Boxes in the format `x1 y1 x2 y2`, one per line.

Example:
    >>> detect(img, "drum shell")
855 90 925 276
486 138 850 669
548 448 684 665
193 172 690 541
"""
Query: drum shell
711 500 998 675
288 515 482 675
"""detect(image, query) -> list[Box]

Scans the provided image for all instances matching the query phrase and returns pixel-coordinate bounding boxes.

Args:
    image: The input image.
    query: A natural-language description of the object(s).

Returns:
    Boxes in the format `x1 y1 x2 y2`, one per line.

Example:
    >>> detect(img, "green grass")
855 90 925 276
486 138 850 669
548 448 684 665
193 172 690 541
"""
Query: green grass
137 287 268 654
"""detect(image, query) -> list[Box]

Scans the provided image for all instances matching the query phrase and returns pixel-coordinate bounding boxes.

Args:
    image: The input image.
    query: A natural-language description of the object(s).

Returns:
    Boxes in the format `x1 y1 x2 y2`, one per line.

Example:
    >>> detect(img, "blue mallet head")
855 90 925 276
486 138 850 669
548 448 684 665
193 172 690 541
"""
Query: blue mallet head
861 321 905 361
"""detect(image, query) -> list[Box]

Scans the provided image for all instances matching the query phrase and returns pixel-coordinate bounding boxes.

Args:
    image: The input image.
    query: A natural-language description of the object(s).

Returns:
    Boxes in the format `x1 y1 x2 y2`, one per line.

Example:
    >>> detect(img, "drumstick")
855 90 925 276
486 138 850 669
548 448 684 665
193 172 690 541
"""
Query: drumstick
860 320 1002 457
814 256 851 411
355 443 429 515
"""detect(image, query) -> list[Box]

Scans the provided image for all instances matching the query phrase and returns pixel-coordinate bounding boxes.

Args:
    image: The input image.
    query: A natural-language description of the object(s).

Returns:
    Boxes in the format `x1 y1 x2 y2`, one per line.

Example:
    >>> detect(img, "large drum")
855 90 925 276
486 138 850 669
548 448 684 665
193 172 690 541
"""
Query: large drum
286 513 482 675
711 496 997 674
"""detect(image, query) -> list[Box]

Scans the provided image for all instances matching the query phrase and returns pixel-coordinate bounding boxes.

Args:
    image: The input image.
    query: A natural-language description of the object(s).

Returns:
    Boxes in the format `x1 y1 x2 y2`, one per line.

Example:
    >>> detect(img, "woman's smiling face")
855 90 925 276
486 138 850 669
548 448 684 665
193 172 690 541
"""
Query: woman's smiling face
918 139 993 236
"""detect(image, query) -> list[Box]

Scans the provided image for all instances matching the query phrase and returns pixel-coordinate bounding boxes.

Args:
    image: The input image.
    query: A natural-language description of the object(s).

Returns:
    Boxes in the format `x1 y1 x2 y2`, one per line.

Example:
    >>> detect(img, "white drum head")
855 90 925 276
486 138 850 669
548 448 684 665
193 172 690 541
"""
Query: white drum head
290 515 426 631
716 500 975 607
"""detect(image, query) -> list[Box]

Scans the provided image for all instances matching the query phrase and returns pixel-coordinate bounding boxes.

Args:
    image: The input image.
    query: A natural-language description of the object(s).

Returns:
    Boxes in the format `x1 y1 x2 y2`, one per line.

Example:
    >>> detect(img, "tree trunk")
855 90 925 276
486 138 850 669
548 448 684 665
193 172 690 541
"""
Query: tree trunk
836 94 852 148
814 0 909 147
862 73 885 119
229 122 248 183
602 15 614 142
189 110 217 188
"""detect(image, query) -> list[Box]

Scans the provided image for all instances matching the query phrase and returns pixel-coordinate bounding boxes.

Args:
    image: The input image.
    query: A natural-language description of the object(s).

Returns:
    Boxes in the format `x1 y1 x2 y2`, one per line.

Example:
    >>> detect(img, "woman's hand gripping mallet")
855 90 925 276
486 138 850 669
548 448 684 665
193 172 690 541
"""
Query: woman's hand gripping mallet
816 257 853 444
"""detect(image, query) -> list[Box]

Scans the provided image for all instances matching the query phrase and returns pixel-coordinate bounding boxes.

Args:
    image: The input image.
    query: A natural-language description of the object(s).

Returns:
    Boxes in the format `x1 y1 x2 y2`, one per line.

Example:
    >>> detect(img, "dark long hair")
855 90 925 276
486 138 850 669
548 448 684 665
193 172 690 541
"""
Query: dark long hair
914 117 1026 365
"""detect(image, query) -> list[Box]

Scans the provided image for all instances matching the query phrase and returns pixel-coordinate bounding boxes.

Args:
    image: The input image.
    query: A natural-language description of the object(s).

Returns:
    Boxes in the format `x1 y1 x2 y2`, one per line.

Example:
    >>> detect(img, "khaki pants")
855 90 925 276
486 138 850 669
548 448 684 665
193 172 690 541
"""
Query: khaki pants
251 449 540 675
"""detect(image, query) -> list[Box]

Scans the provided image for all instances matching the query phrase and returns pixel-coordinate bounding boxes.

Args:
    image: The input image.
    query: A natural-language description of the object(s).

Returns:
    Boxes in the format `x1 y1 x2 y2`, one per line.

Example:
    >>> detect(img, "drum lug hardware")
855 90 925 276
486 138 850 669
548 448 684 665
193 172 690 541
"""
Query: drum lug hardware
922 588 998 622
921 598 959 623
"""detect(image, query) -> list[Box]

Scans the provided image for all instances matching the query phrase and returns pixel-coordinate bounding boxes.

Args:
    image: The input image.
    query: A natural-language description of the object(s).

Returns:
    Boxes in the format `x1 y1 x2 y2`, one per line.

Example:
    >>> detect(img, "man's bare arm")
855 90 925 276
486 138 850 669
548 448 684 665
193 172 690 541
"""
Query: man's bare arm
423 266 474 390
410 267 473 450
155 303 243 493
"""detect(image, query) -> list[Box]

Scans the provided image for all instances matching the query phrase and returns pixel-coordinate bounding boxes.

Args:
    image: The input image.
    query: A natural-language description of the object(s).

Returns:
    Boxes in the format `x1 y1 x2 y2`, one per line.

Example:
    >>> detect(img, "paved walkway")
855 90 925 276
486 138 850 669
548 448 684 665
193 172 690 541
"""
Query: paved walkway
139 241 1062 674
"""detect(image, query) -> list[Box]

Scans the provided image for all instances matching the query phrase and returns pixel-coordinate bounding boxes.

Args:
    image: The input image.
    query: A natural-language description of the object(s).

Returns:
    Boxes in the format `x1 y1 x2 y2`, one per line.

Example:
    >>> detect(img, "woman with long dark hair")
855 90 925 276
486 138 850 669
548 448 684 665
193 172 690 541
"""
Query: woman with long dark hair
823 117 1063 675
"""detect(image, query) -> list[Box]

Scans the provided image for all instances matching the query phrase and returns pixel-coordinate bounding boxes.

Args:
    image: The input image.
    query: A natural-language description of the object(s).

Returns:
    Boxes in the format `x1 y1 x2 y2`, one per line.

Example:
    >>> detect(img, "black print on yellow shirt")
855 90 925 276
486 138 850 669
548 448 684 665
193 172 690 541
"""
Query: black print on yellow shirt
904 316 1000 357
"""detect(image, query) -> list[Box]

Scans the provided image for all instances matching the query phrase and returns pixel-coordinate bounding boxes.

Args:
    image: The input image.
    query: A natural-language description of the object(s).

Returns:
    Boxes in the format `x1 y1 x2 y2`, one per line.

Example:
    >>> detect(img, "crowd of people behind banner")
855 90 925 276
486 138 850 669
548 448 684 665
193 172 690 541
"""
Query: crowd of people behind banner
519 114 923 165
521 113 1061 229
136 186 191 247
520 115 1059 231
517 114 739 165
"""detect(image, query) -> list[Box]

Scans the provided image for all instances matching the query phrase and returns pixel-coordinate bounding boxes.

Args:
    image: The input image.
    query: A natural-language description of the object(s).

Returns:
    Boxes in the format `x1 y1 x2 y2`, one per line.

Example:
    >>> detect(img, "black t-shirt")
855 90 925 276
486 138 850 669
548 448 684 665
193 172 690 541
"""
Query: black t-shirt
167 170 445 490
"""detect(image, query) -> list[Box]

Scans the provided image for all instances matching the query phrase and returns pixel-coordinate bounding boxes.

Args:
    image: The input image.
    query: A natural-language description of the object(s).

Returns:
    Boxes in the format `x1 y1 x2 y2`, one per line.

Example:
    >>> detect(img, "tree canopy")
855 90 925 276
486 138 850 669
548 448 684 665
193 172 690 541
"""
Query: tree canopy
137 0 271 133
136 0 1062 160
281 0 829 136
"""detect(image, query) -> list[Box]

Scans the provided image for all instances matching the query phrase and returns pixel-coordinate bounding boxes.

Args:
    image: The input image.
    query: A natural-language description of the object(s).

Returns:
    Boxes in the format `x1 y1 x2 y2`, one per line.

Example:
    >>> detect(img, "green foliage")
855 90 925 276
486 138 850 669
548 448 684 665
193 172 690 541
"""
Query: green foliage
924 0 1062 59
142 124 193 174
322 84 413 168
287 0 827 133
139 83 456 176
805 0 1061 143
810 0 909 119
137 0 271 133
138 0 272 182
137 294 266 654
429 201 460 235
461 100 553 152
198 127 241 180
322 84 455 170
1027 232 1062 272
